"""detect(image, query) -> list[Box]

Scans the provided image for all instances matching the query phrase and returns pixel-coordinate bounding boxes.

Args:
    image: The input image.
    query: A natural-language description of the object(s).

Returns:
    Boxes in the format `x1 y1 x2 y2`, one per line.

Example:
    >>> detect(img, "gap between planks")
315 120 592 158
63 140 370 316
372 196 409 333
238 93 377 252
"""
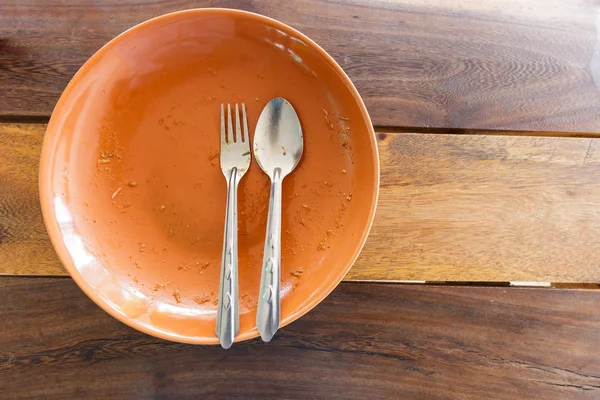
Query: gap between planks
3 275 598 290
3 116 600 138
345 280 600 289
373 126 600 139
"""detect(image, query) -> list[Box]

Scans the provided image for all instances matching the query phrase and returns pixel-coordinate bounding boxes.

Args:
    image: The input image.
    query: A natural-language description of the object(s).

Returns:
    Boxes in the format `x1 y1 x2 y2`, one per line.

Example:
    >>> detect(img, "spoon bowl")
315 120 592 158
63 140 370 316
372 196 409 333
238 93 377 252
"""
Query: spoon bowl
253 98 304 179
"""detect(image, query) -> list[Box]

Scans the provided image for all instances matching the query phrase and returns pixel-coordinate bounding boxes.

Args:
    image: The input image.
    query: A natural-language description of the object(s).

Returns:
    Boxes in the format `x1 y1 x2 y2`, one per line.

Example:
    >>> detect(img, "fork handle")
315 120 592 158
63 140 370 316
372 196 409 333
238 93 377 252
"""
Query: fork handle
257 168 283 342
216 168 240 349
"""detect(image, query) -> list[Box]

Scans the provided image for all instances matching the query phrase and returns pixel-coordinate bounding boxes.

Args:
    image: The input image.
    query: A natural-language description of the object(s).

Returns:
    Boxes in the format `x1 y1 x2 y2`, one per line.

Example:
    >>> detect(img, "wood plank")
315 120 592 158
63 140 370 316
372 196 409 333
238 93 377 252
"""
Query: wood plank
348 132 600 282
0 123 59 274
4 123 600 281
2 0 600 132
0 278 598 398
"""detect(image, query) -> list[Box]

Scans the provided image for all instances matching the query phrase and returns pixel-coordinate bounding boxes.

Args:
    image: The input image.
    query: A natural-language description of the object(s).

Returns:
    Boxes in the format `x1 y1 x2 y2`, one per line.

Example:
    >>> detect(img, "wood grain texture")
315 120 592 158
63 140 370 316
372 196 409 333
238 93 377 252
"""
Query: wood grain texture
348 132 600 282
0 278 598 399
3 0 600 132
4 123 600 281
0 124 59 274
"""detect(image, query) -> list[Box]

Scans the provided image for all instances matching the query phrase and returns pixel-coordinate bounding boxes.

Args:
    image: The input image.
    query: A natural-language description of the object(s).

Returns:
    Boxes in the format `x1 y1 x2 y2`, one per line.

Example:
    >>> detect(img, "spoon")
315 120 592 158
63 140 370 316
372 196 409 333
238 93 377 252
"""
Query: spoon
253 97 304 342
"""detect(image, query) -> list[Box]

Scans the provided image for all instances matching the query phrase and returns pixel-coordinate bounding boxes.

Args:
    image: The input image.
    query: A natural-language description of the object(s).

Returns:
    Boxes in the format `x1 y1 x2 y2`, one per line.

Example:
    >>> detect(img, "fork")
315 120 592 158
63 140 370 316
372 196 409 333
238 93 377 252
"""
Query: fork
216 103 251 349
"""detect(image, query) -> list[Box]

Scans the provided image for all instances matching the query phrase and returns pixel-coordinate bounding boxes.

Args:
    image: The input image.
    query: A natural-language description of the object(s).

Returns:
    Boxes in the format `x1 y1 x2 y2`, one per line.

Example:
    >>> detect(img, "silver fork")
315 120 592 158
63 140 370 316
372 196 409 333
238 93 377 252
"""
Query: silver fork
216 103 251 349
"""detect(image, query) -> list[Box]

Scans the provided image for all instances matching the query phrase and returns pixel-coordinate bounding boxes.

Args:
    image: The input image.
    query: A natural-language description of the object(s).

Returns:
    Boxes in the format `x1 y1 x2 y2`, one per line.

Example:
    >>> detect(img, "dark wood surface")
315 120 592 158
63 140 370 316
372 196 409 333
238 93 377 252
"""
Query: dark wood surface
3 0 600 132
4 123 600 282
0 278 598 399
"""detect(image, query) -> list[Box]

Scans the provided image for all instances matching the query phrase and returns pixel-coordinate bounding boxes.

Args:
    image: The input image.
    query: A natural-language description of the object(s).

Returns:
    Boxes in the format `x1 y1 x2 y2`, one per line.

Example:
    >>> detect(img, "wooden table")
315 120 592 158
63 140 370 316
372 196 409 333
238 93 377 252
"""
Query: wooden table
1 1 600 398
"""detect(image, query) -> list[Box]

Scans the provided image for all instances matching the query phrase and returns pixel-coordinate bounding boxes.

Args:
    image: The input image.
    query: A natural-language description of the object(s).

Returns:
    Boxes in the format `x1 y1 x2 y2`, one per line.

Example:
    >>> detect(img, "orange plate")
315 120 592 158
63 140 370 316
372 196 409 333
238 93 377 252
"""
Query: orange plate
39 9 379 344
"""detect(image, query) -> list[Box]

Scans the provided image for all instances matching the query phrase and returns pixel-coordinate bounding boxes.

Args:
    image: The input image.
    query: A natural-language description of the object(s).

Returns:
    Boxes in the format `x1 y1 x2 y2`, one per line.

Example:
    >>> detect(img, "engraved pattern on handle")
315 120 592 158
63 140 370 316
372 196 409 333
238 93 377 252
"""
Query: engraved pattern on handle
216 168 239 349
256 168 282 342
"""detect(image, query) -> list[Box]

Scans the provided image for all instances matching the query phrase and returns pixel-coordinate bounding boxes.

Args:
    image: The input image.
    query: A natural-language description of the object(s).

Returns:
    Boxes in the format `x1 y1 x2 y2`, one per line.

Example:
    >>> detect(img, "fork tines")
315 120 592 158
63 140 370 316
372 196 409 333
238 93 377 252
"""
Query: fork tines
221 103 248 144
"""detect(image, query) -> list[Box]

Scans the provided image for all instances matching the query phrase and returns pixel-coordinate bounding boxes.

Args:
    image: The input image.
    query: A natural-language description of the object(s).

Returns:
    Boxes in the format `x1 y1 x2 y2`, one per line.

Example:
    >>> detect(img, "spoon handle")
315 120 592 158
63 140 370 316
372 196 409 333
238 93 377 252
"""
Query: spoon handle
257 168 282 342
216 168 240 349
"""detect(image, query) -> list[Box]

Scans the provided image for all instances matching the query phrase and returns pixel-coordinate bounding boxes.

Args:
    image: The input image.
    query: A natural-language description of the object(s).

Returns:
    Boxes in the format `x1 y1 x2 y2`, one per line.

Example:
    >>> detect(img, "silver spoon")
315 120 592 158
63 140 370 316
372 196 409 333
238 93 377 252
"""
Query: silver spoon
253 97 304 342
